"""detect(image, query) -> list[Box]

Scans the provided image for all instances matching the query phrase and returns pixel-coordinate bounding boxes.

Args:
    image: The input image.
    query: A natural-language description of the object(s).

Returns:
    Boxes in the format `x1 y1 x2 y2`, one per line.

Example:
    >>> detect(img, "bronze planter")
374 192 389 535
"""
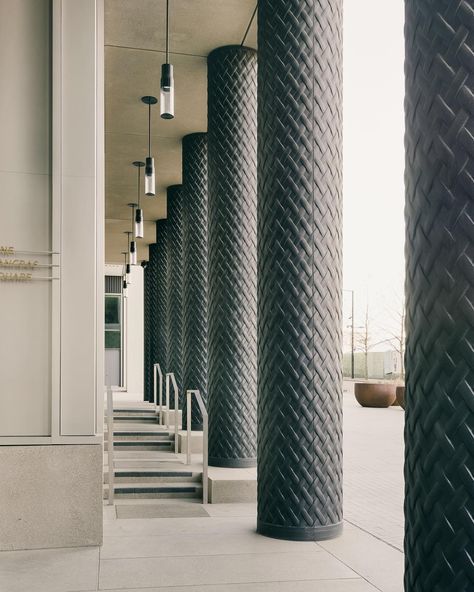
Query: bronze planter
396 386 405 410
354 383 396 408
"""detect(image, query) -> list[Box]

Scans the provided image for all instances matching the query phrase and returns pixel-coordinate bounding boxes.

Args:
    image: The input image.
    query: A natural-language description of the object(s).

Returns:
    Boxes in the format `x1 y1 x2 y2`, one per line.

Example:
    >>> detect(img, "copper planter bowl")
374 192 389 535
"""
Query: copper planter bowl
396 386 405 410
354 383 397 408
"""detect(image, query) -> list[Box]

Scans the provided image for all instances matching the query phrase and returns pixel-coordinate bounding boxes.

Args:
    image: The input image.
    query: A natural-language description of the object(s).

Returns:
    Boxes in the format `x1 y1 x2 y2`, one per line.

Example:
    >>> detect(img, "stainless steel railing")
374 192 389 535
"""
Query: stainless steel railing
186 389 208 505
153 363 164 424
105 382 115 506
165 372 180 454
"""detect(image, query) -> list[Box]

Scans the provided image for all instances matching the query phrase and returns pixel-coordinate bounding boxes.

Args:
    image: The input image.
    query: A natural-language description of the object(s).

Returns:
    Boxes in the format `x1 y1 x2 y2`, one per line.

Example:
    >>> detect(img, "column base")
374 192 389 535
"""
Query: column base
257 520 343 542
209 456 257 468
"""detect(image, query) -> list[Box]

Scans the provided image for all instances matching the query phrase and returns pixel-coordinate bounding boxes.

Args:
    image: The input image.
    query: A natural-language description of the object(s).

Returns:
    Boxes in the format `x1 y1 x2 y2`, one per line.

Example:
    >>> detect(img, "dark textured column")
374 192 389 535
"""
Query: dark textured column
149 220 169 375
207 46 258 468
182 133 208 430
404 2 473 590
143 261 152 401
166 185 185 407
257 0 343 541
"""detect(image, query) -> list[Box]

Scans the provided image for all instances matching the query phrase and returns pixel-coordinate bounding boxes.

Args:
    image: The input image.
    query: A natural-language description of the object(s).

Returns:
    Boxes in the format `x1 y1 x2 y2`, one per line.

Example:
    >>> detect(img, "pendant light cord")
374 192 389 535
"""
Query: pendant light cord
137 165 141 208
148 102 151 156
241 3 257 46
165 0 170 64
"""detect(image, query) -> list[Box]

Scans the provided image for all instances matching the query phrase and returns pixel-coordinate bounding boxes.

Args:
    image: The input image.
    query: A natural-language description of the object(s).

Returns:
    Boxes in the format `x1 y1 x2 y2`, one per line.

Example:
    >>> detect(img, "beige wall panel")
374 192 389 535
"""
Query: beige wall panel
0 0 52 437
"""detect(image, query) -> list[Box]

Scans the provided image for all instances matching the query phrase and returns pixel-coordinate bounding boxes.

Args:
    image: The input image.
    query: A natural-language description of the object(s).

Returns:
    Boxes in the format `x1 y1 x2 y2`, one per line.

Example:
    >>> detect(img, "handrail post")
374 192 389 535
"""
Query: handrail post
153 364 157 408
167 373 180 454
202 399 208 504
106 382 115 506
159 366 163 423
186 390 192 465
158 364 163 425
173 376 179 454
186 390 208 504
165 373 170 429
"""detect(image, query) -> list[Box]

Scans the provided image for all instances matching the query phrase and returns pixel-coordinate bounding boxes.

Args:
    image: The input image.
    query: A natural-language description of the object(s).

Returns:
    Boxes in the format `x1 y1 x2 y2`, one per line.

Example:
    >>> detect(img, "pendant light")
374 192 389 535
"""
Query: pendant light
133 161 145 238
128 206 138 265
160 0 175 120
122 251 129 297
122 250 131 281
141 95 157 195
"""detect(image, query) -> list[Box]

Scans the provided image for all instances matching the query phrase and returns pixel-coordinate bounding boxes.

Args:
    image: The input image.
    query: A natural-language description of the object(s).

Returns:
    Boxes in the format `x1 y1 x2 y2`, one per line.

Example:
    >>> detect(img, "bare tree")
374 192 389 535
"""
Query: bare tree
381 293 406 379
355 300 371 379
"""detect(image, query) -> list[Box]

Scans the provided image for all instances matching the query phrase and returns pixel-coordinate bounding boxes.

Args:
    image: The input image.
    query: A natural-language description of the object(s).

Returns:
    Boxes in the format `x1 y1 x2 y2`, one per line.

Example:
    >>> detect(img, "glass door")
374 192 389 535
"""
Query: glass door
105 294 122 387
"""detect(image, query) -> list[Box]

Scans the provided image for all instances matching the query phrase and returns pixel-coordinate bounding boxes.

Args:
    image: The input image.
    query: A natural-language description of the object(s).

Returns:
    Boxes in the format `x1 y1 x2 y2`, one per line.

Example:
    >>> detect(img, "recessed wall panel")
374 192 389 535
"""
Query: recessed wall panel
0 0 52 437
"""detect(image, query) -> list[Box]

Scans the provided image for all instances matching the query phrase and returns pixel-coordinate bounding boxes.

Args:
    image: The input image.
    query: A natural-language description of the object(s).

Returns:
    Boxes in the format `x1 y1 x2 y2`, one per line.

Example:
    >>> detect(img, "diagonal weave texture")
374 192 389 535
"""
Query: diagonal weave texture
257 0 343 540
404 2 474 589
207 46 258 468
143 262 152 401
149 220 169 380
182 133 209 430
166 185 185 408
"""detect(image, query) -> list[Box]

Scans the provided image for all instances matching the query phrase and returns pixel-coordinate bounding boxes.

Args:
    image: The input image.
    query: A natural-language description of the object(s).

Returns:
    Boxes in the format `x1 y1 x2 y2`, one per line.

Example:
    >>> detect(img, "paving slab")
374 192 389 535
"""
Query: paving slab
100 581 378 592
99 551 358 589
0 546 99 592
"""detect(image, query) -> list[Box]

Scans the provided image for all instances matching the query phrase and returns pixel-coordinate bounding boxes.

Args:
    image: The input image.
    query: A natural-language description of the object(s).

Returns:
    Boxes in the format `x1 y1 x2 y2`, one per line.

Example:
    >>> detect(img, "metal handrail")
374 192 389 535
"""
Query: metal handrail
186 389 208 505
165 372 179 454
153 363 164 424
105 382 115 506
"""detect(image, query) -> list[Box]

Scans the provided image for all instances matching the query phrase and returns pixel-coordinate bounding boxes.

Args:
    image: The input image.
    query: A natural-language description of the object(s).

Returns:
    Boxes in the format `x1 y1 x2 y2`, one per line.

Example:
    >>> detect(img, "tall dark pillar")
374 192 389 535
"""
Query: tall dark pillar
166 185 185 406
150 220 169 375
257 0 343 541
404 2 473 590
182 133 208 430
207 46 258 468
143 261 152 401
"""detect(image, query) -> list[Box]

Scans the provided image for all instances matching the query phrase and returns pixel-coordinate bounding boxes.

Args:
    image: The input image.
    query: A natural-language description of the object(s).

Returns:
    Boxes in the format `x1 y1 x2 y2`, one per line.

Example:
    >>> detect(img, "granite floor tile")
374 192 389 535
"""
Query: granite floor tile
0 546 99 592
98 579 378 592
99 551 357 589
101 530 322 559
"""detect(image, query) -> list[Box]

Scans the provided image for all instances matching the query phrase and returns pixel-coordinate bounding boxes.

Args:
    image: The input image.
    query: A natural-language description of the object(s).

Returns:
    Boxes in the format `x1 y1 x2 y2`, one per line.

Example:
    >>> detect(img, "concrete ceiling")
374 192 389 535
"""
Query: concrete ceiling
105 0 257 263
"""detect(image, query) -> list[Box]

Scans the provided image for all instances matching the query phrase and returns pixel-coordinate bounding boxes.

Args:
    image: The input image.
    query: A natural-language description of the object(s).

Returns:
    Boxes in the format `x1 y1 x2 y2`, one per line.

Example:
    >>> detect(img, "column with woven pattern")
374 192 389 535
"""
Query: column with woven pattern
257 0 343 540
404 2 473 589
166 185 185 407
149 220 169 380
143 261 152 401
182 133 209 430
207 46 258 468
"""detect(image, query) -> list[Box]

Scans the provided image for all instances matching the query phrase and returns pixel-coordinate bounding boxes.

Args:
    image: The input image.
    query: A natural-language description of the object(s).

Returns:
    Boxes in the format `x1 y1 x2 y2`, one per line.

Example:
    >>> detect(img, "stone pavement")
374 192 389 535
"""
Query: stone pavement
0 387 405 592
343 382 405 551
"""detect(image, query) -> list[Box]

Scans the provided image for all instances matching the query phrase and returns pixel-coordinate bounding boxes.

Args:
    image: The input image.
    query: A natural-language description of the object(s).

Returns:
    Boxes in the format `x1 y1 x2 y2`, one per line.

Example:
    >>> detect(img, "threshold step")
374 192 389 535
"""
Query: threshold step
103 482 203 499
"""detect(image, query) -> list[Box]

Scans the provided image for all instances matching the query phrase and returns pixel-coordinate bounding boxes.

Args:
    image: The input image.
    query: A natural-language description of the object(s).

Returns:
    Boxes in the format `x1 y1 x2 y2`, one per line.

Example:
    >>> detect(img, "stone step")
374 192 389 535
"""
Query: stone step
104 470 202 484
111 457 181 468
112 408 156 414
112 415 159 423
104 440 173 451
103 482 203 499
111 431 173 442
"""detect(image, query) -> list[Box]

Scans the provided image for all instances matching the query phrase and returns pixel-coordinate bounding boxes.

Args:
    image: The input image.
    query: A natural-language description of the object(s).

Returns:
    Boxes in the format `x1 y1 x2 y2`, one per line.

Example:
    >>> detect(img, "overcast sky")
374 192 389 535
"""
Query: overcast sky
343 0 405 348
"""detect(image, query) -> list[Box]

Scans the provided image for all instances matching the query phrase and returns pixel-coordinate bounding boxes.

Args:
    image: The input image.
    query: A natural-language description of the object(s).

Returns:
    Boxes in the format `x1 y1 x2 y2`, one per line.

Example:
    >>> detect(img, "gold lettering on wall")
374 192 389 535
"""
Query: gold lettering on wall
0 272 33 282
0 246 14 255
0 259 39 269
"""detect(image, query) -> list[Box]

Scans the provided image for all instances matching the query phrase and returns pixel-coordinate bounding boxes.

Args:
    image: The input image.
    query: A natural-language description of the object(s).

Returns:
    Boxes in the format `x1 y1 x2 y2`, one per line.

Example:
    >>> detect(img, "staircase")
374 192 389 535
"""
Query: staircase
104 402 203 501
